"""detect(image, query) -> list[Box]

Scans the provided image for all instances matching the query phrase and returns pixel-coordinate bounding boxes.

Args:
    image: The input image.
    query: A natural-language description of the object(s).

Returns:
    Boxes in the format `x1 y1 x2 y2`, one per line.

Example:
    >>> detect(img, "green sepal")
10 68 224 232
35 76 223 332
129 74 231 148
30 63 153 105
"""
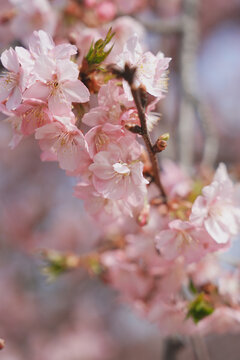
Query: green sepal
187 293 214 324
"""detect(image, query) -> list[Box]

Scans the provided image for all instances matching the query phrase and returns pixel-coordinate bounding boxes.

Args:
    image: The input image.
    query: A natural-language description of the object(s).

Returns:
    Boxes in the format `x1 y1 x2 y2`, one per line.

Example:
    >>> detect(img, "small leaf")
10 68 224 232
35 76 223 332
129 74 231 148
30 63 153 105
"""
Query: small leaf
86 28 115 66
189 279 198 295
187 293 214 324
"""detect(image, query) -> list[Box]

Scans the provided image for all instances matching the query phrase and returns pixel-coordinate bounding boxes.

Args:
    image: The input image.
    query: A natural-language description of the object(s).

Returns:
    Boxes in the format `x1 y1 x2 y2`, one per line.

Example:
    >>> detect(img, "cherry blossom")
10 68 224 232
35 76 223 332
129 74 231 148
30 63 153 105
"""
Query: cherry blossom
24 56 90 116
85 123 126 157
75 182 133 222
0 48 26 111
1 17 240 341
9 0 57 45
15 99 53 135
35 117 91 172
155 219 226 264
82 80 133 127
89 137 148 206
190 163 240 244
116 34 171 99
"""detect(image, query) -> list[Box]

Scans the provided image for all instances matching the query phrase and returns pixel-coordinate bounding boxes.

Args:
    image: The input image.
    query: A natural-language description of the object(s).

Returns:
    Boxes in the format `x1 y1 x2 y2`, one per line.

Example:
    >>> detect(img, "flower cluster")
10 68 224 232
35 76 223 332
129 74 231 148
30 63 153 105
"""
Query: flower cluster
1 22 240 338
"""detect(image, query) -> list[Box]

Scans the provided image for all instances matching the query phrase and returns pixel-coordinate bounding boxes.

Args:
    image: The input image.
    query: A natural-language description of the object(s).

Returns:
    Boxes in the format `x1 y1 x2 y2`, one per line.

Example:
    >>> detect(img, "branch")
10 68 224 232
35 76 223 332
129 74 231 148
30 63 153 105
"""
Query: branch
131 87 167 202
110 64 168 202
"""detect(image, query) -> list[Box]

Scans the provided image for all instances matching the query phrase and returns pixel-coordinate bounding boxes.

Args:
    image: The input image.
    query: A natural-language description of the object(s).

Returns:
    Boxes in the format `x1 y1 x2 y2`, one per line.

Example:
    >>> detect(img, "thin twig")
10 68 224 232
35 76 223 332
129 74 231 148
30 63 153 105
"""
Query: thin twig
163 336 185 360
110 64 168 202
130 86 167 202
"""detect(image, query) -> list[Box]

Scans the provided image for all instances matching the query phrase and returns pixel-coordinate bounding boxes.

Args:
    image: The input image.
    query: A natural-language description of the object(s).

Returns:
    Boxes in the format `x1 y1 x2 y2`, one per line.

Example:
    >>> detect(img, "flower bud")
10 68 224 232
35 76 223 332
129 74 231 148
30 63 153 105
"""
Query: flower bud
153 133 170 153
137 204 150 226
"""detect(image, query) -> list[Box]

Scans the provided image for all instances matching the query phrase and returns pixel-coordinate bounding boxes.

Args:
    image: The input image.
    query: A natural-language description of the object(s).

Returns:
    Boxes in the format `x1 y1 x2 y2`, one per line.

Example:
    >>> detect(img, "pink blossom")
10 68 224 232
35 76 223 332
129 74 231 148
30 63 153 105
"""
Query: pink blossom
24 56 90 116
15 99 53 135
35 117 90 172
96 1 117 22
115 0 147 13
155 219 225 264
161 159 192 198
28 30 77 60
89 137 148 206
85 123 125 157
70 25 102 64
116 34 171 99
120 98 160 132
5 114 24 148
190 163 240 244
0 48 26 110
106 16 146 63
101 250 154 302
10 0 57 46
82 80 133 127
75 182 133 221
196 307 240 335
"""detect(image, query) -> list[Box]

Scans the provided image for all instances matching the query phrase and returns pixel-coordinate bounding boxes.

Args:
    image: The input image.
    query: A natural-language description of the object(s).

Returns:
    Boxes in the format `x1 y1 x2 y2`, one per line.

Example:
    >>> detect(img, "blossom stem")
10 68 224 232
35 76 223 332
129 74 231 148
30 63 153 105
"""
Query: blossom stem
131 86 167 202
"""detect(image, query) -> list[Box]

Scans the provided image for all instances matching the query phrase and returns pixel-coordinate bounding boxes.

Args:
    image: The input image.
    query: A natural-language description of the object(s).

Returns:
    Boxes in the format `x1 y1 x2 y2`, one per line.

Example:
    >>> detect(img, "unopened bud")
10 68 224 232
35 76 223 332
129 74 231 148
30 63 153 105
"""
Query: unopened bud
137 204 150 226
153 133 170 153
160 133 170 141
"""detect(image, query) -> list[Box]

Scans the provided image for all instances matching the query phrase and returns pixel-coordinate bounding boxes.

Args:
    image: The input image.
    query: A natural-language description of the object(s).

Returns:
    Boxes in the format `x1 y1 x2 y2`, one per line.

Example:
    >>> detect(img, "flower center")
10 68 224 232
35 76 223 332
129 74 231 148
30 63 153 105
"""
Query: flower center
113 162 130 175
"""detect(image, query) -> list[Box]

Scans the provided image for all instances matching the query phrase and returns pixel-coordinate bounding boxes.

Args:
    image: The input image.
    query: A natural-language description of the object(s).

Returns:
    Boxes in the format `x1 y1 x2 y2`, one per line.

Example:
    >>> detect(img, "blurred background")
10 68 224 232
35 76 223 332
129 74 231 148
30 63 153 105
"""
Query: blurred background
1 0 240 359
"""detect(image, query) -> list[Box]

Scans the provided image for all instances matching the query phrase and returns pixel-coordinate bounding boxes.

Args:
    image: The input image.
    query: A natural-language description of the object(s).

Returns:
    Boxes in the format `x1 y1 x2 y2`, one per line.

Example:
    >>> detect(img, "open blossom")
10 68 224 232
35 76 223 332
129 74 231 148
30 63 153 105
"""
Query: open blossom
106 16 146 62
35 117 90 172
24 56 90 116
190 163 240 244
120 97 161 132
155 219 225 264
85 123 126 157
116 34 171 99
82 80 133 127
75 182 133 221
15 99 53 135
27 30 77 61
161 159 192 199
0 48 27 111
89 137 148 206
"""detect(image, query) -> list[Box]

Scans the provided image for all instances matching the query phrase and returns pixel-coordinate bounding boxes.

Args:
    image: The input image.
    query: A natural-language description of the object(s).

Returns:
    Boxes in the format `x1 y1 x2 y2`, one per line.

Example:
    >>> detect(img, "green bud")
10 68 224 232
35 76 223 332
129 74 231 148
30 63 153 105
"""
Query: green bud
86 28 115 66
187 293 214 324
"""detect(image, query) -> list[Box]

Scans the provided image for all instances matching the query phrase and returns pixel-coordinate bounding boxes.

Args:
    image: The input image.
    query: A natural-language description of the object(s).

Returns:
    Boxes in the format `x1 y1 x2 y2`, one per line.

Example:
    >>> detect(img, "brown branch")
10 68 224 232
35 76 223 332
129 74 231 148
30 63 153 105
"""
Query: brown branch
110 64 167 202
130 86 167 202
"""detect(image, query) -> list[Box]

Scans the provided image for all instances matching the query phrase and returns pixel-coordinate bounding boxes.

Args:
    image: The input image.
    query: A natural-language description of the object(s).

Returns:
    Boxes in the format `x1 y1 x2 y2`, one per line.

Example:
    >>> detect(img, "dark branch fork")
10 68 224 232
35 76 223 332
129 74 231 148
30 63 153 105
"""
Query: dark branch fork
130 86 167 202
111 64 167 203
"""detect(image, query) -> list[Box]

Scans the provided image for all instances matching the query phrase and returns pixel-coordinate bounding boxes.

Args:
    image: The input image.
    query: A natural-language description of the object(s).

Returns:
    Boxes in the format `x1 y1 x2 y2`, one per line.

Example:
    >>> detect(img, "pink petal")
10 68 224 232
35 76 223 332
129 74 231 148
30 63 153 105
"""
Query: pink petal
204 217 230 244
34 55 56 81
23 82 50 101
29 30 54 57
0 77 12 102
53 44 77 59
57 60 79 82
48 91 71 116
1 48 19 73
6 87 22 110
63 80 90 103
